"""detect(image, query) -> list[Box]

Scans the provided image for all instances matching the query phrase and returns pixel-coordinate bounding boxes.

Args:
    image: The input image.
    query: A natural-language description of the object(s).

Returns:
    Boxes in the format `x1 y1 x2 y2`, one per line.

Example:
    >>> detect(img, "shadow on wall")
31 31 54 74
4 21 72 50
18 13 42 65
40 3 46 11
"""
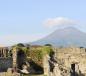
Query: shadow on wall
71 70 85 76
17 49 26 69
28 59 44 74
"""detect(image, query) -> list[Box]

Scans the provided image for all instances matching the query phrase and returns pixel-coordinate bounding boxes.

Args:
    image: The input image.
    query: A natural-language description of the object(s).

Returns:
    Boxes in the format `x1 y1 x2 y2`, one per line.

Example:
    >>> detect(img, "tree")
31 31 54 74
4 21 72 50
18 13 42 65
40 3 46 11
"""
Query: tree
17 43 25 47
25 44 30 49
44 44 52 47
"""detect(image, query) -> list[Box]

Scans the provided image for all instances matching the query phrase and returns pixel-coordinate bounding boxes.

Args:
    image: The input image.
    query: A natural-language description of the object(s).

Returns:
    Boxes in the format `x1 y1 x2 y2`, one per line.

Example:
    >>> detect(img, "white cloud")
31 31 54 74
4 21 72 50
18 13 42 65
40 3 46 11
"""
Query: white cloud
43 17 77 28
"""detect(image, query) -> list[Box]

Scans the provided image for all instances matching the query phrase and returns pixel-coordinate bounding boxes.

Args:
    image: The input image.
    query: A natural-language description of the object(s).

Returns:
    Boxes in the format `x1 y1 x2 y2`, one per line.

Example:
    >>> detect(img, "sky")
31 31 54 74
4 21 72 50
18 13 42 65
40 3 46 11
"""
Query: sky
0 0 86 46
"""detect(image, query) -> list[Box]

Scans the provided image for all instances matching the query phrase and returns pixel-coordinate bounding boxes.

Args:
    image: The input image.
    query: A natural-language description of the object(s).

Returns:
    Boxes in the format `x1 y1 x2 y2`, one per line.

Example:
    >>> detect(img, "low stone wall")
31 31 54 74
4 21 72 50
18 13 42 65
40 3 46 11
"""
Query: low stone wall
0 57 13 72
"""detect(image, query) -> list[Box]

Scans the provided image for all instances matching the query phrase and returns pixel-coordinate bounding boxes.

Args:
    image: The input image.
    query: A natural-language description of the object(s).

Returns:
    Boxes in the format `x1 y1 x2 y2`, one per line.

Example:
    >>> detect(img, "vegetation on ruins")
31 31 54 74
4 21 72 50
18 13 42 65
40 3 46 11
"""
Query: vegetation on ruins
42 45 53 55
27 45 53 67
11 43 53 67
11 43 30 56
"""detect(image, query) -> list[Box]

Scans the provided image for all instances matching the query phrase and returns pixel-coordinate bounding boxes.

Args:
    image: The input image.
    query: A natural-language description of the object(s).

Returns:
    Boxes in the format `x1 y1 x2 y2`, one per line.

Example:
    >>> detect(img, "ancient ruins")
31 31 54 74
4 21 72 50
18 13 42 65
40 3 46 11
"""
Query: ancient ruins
43 47 86 76
0 46 86 76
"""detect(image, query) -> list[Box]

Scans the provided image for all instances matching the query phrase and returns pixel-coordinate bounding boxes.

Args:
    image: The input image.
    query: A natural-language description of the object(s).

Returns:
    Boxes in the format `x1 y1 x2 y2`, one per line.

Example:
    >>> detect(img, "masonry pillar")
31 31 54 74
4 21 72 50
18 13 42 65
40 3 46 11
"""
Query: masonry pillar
43 54 50 76
1 48 3 57
4 49 6 57
1 49 2 57
12 47 17 68
0 49 1 57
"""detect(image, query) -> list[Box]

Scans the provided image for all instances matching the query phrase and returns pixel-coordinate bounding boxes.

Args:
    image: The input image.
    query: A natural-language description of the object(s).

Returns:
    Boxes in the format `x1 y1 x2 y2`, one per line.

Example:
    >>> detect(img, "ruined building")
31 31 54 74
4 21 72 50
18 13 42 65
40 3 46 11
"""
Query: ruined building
0 46 86 76
53 47 86 76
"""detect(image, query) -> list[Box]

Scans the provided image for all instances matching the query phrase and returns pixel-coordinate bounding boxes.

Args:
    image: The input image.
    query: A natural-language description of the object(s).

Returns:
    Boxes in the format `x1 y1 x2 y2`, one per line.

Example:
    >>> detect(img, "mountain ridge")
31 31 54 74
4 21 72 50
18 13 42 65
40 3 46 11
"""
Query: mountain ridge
30 27 86 47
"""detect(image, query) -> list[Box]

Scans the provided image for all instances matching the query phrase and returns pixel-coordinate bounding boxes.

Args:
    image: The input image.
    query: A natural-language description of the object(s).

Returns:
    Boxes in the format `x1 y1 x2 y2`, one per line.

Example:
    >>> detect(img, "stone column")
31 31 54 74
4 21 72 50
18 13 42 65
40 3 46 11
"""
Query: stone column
0 49 1 57
4 49 6 57
1 48 3 57
2 48 4 57
1 49 2 57
43 54 50 76
12 47 17 68
2 48 3 57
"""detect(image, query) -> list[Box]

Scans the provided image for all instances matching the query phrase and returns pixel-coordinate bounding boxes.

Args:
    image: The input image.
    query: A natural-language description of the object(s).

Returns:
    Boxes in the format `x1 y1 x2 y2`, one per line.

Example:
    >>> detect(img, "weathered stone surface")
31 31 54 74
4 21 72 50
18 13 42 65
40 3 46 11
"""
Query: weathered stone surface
0 57 13 72
43 54 50 76
55 47 86 76
43 47 86 76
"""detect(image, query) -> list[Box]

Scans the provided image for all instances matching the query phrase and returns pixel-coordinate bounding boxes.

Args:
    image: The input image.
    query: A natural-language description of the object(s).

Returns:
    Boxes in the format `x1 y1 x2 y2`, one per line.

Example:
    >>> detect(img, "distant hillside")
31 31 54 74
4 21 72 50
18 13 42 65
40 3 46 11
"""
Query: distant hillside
30 27 86 47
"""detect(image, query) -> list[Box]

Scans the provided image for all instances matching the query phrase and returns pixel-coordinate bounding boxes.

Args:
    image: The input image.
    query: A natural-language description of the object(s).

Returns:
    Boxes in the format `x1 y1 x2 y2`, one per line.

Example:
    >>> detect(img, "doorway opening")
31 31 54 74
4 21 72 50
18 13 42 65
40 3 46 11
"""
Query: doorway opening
71 63 75 76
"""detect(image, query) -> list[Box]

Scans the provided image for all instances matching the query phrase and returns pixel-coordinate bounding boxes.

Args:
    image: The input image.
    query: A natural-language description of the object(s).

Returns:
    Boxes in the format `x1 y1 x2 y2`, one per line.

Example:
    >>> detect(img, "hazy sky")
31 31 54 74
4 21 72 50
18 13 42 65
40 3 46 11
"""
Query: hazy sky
0 0 86 46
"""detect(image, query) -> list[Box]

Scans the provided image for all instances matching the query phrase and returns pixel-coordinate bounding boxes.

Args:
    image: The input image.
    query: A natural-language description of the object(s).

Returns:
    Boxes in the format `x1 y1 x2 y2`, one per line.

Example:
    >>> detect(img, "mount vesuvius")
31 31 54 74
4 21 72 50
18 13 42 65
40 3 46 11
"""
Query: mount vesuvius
30 27 86 47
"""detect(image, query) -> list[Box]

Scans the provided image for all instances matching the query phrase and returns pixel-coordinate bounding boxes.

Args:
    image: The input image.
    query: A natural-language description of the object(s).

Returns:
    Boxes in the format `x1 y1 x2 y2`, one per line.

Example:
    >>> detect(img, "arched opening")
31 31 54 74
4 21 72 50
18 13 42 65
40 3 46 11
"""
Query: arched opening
17 50 26 69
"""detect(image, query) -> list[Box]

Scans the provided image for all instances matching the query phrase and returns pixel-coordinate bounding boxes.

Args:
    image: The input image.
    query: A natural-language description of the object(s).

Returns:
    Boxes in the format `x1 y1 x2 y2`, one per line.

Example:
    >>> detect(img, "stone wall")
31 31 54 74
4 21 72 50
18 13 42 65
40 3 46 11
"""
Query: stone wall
0 57 13 72
55 47 86 75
